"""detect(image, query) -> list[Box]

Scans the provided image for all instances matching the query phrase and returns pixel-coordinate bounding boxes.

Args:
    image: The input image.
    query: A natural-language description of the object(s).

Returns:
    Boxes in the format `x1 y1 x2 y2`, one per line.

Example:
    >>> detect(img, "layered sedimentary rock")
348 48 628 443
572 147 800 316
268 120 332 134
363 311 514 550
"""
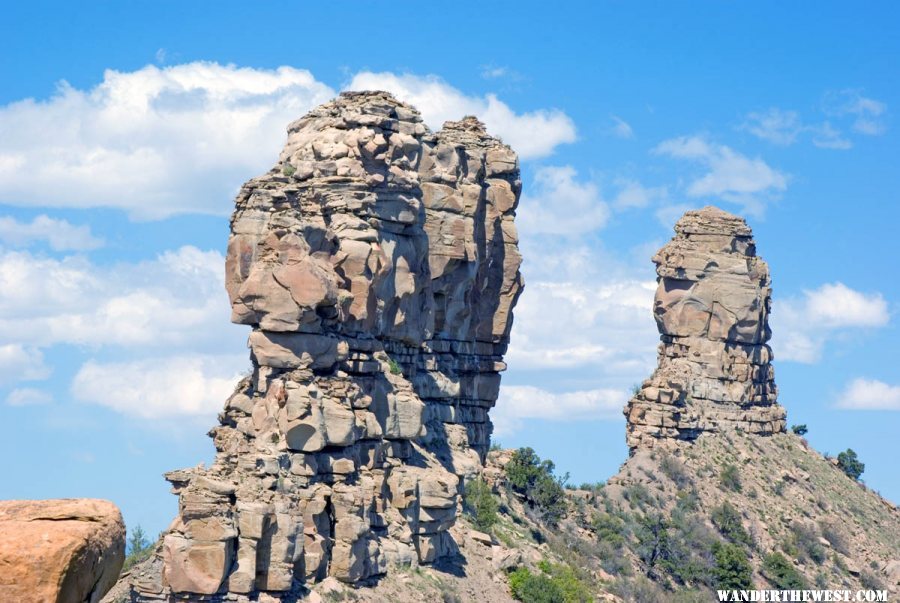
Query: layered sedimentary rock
0 499 125 603
126 92 522 599
625 206 786 450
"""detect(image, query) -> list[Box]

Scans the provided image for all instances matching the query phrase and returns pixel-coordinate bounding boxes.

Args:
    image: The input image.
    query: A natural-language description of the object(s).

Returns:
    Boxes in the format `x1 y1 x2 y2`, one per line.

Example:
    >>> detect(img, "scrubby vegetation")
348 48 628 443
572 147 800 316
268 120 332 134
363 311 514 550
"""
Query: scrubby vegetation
464 476 499 532
123 525 154 572
505 447 569 526
719 464 742 492
837 448 864 481
711 542 753 590
762 552 807 589
508 560 592 603
480 432 895 603
710 501 752 547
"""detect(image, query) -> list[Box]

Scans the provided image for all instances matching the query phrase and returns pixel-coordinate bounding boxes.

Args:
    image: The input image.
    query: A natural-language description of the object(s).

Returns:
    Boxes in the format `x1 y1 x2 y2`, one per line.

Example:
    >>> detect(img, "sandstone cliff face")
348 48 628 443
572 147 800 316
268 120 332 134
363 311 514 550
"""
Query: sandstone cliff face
625 206 786 450
0 499 125 603
125 92 522 599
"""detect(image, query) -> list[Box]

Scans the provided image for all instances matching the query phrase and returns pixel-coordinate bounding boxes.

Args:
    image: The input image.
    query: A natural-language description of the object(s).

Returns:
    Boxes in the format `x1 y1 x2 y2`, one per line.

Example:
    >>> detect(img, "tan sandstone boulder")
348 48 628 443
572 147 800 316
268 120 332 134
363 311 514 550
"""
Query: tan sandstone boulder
0 498 125 603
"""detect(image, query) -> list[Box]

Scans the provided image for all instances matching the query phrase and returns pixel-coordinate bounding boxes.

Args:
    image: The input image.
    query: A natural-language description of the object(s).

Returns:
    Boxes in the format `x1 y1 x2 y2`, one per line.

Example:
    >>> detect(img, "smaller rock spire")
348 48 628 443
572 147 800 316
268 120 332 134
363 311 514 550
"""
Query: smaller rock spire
624 206 786 450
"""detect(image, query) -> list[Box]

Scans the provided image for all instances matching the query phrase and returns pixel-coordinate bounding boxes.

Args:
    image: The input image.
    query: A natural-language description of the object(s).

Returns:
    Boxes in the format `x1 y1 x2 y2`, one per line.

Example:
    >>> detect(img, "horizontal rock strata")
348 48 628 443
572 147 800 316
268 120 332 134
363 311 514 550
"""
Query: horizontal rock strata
625 206 786 450
125 91 523 599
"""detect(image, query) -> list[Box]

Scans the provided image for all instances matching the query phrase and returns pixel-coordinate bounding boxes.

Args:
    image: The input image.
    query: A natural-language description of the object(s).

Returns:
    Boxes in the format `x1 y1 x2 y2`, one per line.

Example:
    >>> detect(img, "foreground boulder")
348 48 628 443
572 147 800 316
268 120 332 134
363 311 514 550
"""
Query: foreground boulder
625 206 786 449
116 91 523 600
0 499 125 603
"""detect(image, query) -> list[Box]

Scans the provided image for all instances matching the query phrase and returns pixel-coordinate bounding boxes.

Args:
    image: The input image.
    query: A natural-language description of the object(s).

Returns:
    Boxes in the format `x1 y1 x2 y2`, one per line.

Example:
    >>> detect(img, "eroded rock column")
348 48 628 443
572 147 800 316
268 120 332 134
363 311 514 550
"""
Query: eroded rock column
624 206 786 450
126 91 522 600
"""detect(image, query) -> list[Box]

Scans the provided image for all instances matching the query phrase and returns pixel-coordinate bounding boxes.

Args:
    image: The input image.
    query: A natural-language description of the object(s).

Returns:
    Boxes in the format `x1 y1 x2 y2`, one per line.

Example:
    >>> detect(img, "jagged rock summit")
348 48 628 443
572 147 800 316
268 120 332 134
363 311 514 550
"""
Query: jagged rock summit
625 206 786 450
116 91 523 600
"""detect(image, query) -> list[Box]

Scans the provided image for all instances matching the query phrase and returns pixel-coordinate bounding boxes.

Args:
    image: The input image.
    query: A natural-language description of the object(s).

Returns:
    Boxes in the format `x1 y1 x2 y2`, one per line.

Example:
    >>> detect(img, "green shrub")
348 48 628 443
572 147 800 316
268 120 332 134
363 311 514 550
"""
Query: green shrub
123 525 154 571
762 552 807 589
591 512 626 548
509 567 563 603
837 449 864 481
282 163 296 177
719 464 742 492
712 542 753 590
710 501 752 547
660 510 719 586
791 424 808 436
859 569 885 591
538 560 592 603
464 477 499 532
675 488 700 513
508 561 591 603
505 447 568 526
635 513 671 570
387 358 403 375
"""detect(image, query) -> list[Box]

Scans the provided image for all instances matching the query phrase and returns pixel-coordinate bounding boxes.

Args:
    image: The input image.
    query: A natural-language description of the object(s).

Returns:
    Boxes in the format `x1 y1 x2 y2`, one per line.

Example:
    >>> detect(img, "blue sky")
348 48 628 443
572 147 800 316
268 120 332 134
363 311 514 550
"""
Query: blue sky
1 2 898 537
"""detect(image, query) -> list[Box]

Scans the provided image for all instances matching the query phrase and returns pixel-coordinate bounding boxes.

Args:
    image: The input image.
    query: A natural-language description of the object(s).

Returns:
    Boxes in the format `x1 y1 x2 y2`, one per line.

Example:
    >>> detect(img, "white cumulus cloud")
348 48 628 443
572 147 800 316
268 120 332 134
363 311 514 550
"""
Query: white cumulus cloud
346 72 576 159
772 282 890 363
0 62 336 219
741 108 803 146
517 166 609 235
72 354 246 418
0 246 242 350
655 135 788 215
836 378 900 411
0 344 50 386
493 385 626 437
0 215 103 251
6 387 52 406
824 89 888 136
507 280 657 371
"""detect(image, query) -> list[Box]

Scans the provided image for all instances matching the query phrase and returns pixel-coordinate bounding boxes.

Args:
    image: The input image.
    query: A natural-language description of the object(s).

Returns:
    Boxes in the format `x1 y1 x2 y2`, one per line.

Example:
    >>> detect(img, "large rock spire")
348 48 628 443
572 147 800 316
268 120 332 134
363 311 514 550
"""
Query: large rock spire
123 91 523 599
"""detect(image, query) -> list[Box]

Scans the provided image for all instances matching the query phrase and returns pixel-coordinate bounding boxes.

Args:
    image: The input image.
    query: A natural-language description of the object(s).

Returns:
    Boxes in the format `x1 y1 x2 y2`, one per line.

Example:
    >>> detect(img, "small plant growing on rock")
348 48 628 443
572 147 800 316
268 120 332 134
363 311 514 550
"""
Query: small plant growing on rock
387 358 403 375
282 163 296 177
837 448 864 481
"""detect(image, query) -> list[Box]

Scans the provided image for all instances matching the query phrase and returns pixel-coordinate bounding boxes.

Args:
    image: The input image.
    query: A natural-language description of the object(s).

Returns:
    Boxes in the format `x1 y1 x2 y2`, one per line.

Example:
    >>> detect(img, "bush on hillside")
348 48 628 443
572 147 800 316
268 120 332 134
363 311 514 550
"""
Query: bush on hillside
505 447 568 526
508 560 592 603
719 464 743 492
712 542 753 590
710 501 752 548
762 552 808 589
837 449 864 481
464 476 499 532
